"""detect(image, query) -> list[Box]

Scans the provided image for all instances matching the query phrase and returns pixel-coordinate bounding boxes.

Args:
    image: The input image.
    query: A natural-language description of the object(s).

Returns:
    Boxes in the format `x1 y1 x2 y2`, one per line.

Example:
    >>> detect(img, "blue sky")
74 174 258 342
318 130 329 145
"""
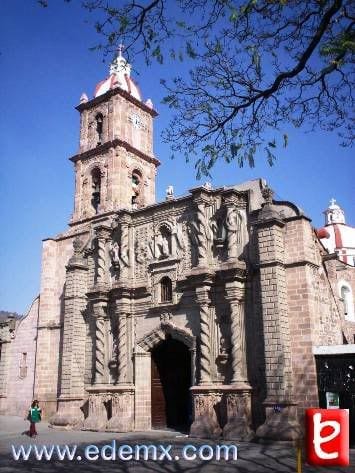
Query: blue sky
0 1 353 314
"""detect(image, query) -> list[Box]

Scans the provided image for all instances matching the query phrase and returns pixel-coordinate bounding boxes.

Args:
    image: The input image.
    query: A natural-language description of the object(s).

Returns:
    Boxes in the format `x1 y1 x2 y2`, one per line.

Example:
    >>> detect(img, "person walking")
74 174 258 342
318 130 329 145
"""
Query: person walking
27 400 41 437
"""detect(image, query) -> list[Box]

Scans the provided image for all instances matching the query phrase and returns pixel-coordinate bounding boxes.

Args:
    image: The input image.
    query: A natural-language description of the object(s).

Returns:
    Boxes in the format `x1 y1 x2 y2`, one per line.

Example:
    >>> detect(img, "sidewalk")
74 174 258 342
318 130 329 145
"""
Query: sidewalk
0 416 354 472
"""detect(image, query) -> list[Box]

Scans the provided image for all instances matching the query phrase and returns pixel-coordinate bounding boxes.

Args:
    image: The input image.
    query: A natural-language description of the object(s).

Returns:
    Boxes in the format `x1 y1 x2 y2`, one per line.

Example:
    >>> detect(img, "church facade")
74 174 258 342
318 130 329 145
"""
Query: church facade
1 51 354 441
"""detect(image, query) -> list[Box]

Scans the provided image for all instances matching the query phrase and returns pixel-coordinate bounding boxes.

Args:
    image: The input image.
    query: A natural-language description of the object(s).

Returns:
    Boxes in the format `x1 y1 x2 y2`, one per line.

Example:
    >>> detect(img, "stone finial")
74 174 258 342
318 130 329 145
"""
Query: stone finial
166 185 174 200
145 98 154 109
261 185 274 205
80 93 88 104
73 237 83 255
67 236 87 269
204 181 212 190
258 185 283 223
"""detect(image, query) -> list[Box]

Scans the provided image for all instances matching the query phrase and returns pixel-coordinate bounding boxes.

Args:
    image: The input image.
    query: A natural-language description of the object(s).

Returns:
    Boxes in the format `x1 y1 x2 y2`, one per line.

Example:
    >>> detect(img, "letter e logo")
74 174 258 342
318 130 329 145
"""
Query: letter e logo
305 408 349 466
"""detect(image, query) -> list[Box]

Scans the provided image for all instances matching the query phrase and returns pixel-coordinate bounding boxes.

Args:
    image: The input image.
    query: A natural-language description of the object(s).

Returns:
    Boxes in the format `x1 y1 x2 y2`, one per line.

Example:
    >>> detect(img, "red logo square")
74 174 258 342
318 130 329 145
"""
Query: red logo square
305 408 349 466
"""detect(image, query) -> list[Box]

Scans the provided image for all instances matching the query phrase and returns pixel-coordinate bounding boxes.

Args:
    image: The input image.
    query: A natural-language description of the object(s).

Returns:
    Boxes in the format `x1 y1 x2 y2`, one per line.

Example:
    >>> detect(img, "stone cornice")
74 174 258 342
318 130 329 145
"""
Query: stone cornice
69 138 160 167
147 304 178 317
86 287 109 302
66 259 88 271
255 260 285 269
220 188 248 207
284 214 312 223
284 260 320 270
38 322 62 330
85 385 135 393
148 257 180 270
189 186 213 204
110 284 134 299
69 211 116 228
76 86 158 118
183 268 215 290
255 213 285 228
216 262 247 282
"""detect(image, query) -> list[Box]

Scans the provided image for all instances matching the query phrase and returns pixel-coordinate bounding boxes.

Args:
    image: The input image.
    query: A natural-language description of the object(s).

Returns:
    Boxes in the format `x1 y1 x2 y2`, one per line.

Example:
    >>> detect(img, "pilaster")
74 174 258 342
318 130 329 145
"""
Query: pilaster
50 237 88 428
254 188 301 441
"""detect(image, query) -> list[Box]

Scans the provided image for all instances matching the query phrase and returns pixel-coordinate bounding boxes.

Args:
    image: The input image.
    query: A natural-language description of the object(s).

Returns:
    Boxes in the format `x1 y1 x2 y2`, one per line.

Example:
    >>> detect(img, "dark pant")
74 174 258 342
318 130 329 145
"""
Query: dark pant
29 422 37 437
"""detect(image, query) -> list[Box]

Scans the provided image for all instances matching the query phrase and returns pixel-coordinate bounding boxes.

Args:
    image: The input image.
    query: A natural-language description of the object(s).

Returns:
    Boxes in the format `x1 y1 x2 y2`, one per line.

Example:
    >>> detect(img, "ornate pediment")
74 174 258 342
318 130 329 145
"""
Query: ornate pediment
136 320 195 352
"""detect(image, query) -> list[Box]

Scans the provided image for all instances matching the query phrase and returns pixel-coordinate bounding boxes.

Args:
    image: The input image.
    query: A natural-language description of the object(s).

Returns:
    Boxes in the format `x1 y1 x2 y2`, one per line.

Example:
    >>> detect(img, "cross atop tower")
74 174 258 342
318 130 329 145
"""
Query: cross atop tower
117 43 125 58
110 43 130 77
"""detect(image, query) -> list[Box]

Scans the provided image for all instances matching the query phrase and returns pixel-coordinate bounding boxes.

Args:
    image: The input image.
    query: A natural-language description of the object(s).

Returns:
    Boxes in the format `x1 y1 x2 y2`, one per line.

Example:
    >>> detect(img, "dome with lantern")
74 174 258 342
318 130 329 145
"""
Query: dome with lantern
317 198 355 266
92 45 154 110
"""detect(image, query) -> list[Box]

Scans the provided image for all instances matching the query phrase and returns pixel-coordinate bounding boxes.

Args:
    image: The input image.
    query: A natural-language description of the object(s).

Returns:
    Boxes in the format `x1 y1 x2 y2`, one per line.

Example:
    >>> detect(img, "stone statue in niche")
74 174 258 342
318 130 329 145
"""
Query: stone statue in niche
156 227 172 259
109 241 120 271
108 316 118 383
135 239 147 264
220 336 229 356
174 221 186 255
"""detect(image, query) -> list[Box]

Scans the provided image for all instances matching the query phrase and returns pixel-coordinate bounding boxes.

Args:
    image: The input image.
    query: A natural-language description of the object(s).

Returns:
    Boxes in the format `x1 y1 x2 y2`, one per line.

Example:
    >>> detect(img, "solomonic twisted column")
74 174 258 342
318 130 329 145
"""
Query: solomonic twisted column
92 302 108 385
94 225 110 287
223 285 253 441
196 202 208 265
198 303 211 384
117 313 127 384
196 287 212 384
190 285 222 439
229 299 248 385
120 221 130 275
95 317 106 383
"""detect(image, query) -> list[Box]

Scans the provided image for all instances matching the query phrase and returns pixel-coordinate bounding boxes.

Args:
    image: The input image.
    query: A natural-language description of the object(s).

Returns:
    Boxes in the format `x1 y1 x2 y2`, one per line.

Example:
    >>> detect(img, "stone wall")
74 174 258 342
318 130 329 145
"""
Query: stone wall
6 297 39 416
284 215 355 424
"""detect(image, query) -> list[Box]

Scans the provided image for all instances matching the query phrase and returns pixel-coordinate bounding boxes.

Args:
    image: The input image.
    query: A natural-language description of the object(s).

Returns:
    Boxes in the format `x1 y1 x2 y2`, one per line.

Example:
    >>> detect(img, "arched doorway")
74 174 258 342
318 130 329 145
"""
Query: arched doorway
151 337 191 431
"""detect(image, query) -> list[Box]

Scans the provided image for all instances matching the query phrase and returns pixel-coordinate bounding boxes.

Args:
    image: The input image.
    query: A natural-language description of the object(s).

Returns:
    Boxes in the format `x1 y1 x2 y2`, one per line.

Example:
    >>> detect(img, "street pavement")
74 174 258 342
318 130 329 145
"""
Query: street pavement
0 416 354 472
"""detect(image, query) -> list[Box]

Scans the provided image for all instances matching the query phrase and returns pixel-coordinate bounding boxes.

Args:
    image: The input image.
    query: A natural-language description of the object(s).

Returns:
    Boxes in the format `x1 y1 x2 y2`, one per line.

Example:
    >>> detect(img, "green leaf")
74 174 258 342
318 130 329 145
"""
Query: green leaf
230 142 242 157
266 147 276 166
283 133 288 148
252 48 261 76
118 15 129 33
247 147 256 167
108 32 116 44
229 9 238 22
152 46 163 64
186 42 197 59
176 21 187 29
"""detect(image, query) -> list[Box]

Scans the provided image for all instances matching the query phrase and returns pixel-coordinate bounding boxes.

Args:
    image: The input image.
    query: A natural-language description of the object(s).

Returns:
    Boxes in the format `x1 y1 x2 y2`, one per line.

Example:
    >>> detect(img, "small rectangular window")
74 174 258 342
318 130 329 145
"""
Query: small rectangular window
19 352 27 379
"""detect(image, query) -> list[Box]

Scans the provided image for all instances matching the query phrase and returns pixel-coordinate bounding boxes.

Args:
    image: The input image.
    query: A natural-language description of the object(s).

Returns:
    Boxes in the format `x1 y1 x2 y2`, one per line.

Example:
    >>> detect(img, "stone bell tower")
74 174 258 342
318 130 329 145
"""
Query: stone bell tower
70 45 159 224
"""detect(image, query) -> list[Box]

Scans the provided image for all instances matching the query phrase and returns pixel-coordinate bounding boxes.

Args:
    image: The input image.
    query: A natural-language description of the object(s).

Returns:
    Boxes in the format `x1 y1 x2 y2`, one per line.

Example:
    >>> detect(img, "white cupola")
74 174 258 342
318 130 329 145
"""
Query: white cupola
324 198 346 225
